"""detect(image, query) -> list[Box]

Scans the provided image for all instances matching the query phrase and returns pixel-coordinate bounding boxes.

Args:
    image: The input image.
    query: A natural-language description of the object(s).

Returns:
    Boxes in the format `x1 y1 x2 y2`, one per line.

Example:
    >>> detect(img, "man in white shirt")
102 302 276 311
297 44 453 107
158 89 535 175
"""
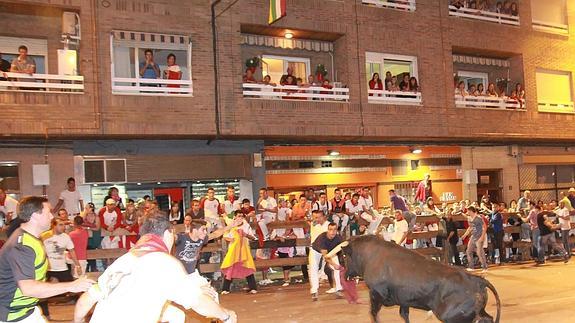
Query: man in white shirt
40 218 82 318
311 192 332 222
52 178 84 216
358 187 384 235
222 186 241 222
0 188 18 228
557 200 572 258
256 188 277 240
74 211 237 323
200 187 222 230
308 210 334 301
391 210 409 247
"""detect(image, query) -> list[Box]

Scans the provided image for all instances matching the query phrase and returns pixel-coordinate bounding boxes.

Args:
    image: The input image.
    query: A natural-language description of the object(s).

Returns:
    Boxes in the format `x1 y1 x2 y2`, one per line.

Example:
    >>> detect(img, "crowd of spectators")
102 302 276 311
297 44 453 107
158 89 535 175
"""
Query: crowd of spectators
243 66 338 99
368 71 420 95
455 80 526 108
450 0 519 16
2 174 574 308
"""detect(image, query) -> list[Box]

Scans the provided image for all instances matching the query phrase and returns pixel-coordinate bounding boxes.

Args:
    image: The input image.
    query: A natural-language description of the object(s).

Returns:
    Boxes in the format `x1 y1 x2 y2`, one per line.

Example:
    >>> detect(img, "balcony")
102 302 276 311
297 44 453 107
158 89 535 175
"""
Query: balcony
242 83 349 102
362 0 416 12
532 20 569 35
455 95 525 110
448 5 519 26
111 77 193 96
537 101 575 114
368 89 422 105
0 72 84 93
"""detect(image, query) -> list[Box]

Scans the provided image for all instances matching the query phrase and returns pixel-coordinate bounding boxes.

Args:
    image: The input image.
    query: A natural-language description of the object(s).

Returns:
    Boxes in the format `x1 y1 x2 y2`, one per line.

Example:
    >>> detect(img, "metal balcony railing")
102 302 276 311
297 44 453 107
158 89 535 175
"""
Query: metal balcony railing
448 5 520 26
242 83 349 102
362 0 416 12
368 89 422 105
455 95 525 110
0 72 84 93
111 77 193 96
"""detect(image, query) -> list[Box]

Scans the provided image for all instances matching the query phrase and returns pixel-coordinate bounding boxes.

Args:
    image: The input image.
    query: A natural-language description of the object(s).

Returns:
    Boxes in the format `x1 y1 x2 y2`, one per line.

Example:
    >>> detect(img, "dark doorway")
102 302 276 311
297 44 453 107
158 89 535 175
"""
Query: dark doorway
477 169 503 203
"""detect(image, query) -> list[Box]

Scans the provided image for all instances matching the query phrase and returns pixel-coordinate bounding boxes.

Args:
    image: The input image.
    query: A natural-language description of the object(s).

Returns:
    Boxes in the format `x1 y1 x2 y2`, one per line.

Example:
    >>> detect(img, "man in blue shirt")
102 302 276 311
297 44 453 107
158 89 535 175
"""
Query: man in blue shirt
139 49 160 83
490 202 506 264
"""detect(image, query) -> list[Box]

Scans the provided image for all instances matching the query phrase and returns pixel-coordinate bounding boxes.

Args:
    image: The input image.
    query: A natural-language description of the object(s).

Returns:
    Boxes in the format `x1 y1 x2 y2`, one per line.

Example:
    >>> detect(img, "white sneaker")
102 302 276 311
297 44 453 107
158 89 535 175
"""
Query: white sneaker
266 279 274 284
249 289 258 294
258 280 268 286
466 268 474 272
325 288 337 294
221 291 230 295
268 268 277 274
282 281 290 287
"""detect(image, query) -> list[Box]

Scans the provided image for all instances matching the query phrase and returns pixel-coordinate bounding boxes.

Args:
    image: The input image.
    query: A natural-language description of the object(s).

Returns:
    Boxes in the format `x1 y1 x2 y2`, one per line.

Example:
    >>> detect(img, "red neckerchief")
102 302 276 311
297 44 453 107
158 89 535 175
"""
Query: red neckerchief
130 234 168 257
227 195 236 203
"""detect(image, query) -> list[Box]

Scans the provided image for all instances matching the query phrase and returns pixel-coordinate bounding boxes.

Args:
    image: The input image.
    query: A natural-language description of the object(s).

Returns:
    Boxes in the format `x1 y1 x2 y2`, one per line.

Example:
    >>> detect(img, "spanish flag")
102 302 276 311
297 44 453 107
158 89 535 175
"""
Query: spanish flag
269 0 286 25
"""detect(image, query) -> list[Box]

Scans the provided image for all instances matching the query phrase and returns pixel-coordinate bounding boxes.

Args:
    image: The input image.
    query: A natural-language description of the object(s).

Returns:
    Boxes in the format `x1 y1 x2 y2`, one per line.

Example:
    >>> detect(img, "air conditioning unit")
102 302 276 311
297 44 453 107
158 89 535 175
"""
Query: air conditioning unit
62 12 81 41
508 145 519 157
81 159 127 184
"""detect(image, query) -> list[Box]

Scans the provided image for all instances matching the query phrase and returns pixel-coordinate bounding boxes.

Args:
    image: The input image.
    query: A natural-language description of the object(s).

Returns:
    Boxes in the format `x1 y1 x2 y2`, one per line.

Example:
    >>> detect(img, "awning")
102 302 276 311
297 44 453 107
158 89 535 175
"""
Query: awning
453 54 510 67
241 34 333 53
111 30 190 50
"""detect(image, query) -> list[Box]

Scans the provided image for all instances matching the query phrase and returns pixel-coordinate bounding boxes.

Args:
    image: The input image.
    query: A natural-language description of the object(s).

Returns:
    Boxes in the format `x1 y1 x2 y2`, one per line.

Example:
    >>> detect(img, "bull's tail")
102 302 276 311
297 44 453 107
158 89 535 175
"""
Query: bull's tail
484 279 501 323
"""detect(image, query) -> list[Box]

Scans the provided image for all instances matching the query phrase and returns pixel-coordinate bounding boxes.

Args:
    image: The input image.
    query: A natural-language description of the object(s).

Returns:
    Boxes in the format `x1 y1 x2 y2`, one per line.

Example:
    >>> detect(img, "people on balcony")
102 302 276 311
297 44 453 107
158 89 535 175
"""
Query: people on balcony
368 73 384 96
455 81 468 97
0 52 10 81
306 74 317 87
139 49 160 82
243 68 257 83
10 45 36 76
163 53 182 88
280 66 295 86
450 0 519 16
486 82 498 97
409 77 419 92
261 75 276 86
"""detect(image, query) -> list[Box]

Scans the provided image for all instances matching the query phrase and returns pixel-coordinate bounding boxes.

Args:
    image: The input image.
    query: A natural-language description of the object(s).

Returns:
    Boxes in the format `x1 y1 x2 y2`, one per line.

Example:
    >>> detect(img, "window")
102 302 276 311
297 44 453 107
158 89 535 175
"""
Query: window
261 55 310 84
457 71 488 91
366 52 421 104
536 165 555 184
531 0 568 34
110 31 193 96
83 159 127 184
362 0 416 12
536 165 575 184
321 161 333 168
0 162 20 193
536 69 574 113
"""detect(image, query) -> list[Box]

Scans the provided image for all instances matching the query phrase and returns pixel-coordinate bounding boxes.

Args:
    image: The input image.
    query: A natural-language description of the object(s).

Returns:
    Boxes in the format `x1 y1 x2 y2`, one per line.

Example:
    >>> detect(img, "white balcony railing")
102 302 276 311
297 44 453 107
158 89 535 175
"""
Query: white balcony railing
242 83 349 102
448 5 520 26
362 0 416 12
532 20 569 35
538 101 575 114
111 77 193 96
455 95 525 110
368 89 422 105
0 72 84 93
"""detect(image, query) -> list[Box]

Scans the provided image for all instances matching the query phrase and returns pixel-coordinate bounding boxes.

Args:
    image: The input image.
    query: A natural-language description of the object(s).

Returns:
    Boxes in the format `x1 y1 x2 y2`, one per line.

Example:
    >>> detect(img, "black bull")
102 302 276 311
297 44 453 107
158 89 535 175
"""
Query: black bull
341 236 501 323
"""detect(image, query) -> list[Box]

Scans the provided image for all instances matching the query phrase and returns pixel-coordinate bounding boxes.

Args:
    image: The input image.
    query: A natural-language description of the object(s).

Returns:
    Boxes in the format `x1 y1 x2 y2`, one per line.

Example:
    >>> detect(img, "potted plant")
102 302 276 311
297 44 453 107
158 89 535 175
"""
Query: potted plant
245 57 260 73
315 64 328 82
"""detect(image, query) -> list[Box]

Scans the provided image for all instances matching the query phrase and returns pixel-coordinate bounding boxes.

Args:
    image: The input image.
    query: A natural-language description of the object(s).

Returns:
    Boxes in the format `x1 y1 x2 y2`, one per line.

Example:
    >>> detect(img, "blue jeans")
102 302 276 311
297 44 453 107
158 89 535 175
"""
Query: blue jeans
531 228 540 259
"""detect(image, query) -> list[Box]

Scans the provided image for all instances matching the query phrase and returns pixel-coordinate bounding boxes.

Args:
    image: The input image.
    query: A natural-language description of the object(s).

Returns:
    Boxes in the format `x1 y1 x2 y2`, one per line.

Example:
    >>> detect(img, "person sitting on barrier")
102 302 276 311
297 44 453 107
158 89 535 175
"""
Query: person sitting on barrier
74 210 237 323
345 193 363 236
220 210 258 295
331 188 349 235
256 188 278 241
391 210 409 247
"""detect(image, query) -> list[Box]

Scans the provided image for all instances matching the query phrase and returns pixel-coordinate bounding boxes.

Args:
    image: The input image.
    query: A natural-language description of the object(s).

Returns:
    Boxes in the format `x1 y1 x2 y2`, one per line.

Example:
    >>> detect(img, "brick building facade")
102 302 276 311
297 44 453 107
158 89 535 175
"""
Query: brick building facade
0 0 574 205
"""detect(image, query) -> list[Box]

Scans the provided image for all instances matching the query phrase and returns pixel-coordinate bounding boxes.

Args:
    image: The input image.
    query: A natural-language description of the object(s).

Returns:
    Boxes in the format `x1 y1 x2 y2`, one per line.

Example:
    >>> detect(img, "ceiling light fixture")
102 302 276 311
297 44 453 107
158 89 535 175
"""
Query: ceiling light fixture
328 150 340 156
284 32 293 39
410 148 422 154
